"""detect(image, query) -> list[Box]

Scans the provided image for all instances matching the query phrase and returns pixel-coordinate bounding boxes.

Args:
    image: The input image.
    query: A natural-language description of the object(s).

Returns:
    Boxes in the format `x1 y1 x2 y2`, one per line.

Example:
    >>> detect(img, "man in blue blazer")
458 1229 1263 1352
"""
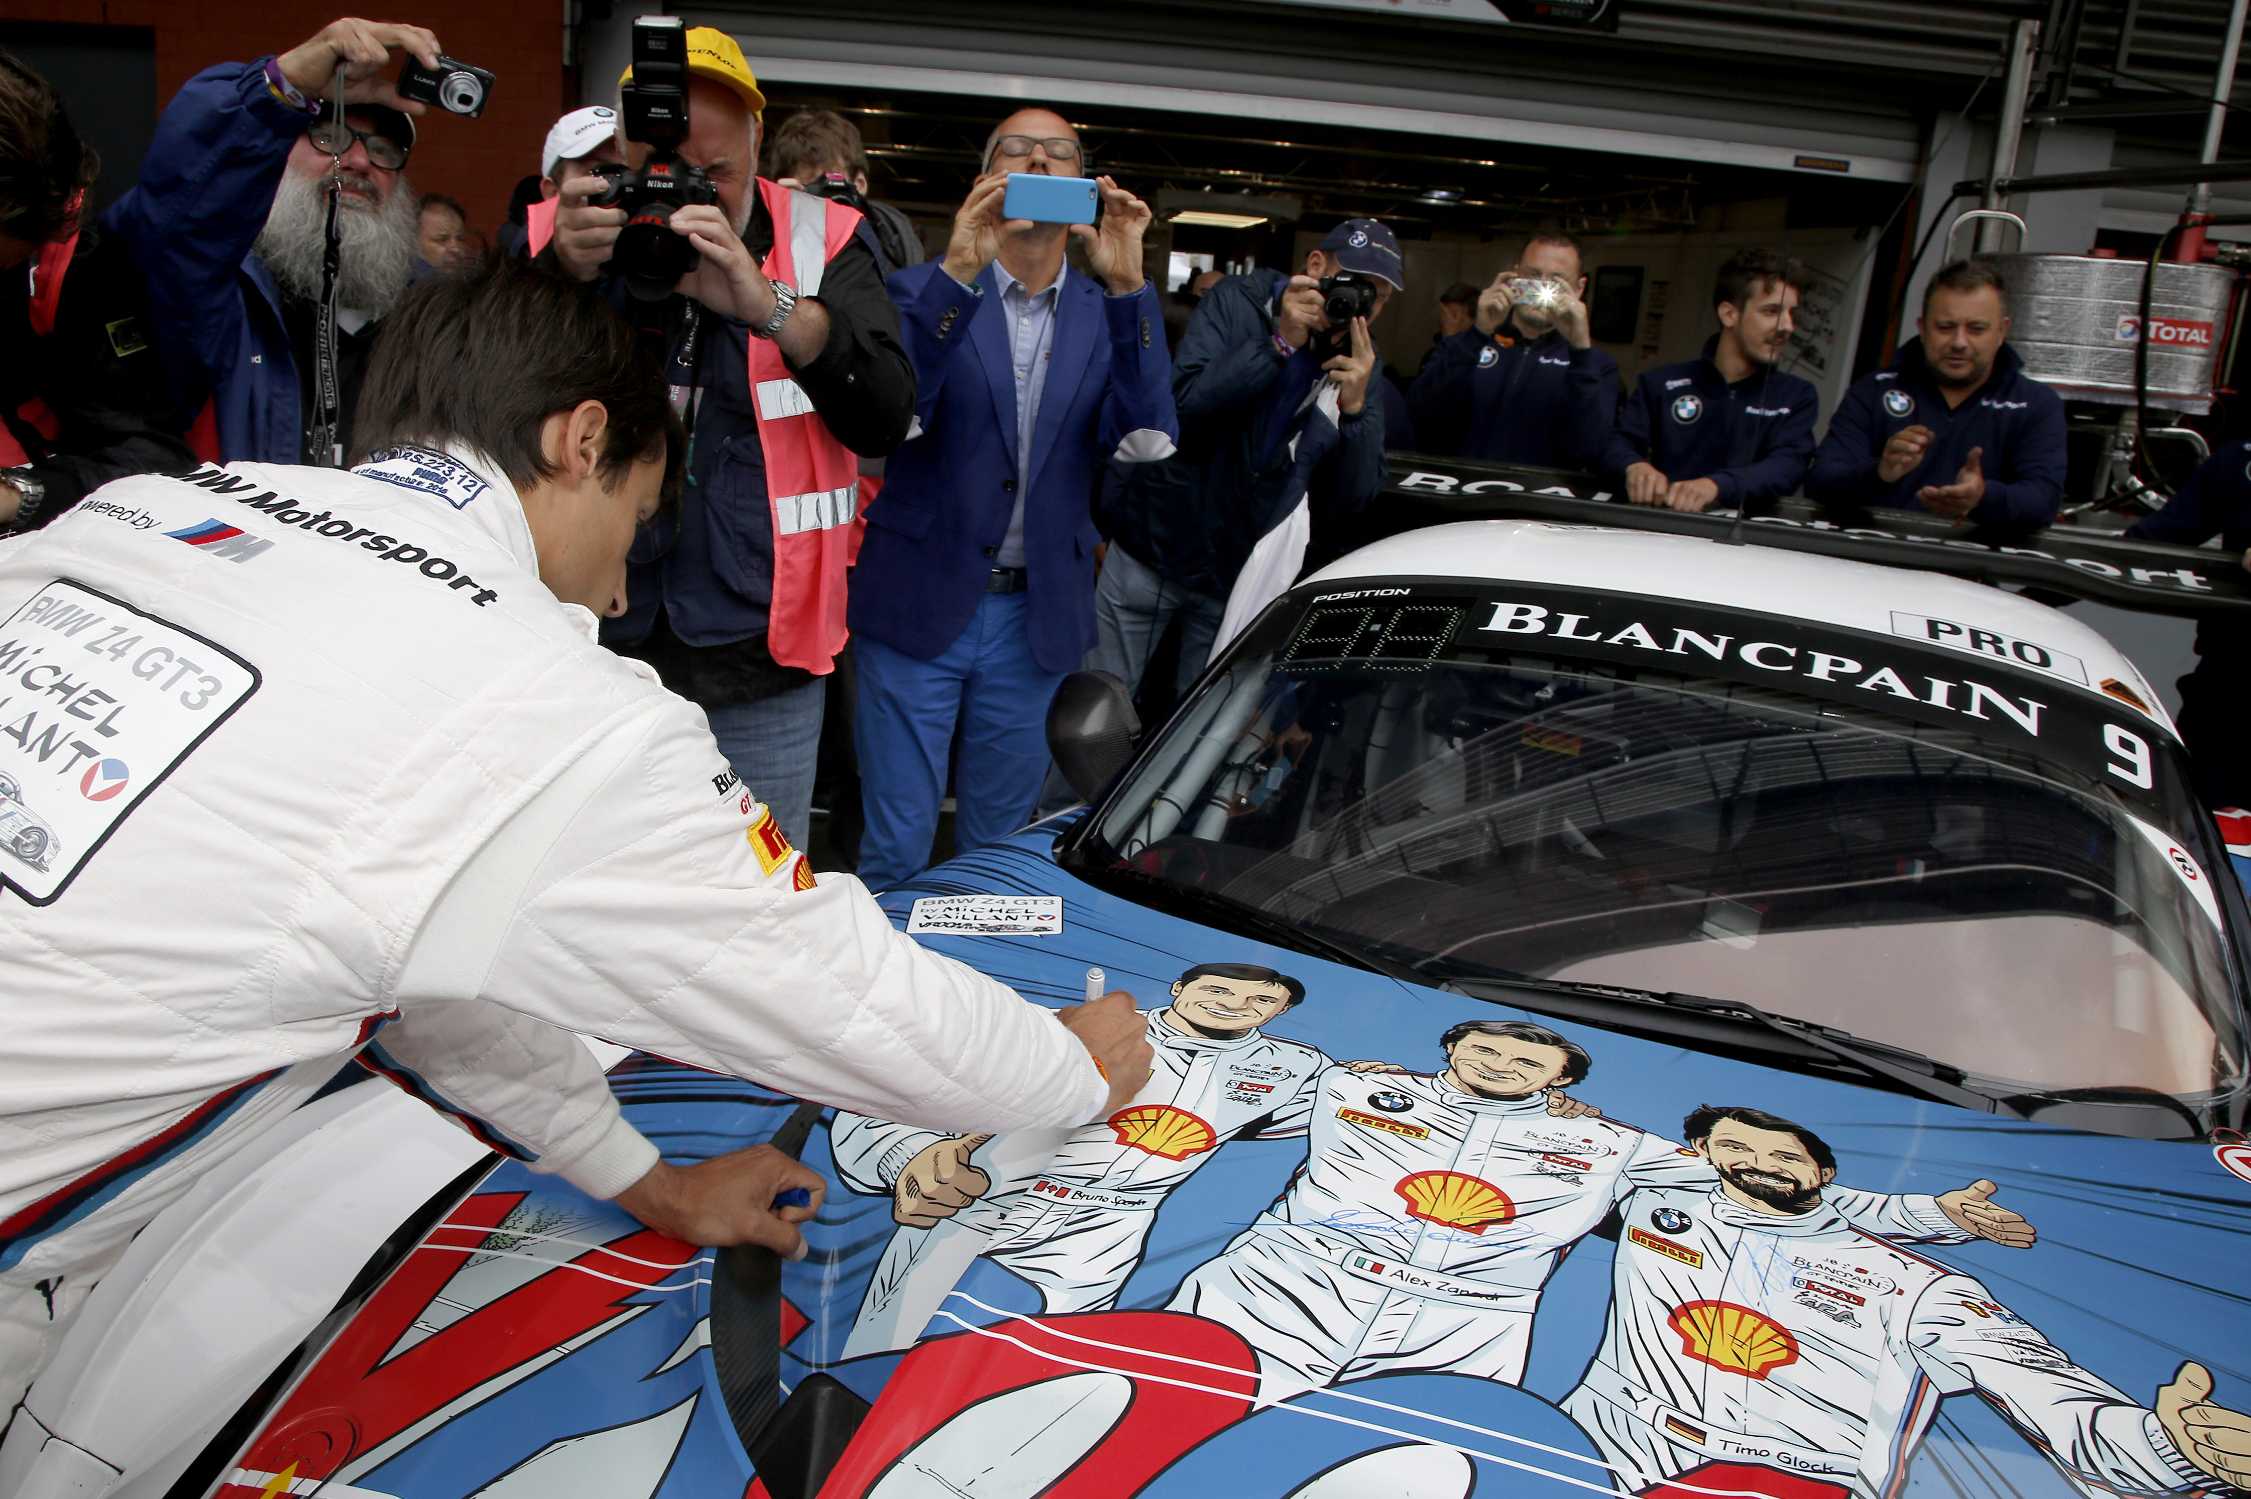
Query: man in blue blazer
851 108 1177 888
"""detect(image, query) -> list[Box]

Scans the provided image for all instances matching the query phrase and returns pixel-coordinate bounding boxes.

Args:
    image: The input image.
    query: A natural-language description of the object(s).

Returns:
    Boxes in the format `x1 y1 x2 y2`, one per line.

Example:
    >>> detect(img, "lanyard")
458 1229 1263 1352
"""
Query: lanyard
306 82 347 466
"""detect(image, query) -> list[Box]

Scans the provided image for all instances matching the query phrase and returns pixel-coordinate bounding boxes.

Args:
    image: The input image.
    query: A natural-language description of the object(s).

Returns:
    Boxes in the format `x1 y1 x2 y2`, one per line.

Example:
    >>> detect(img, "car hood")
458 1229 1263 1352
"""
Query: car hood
223 826 2251 1499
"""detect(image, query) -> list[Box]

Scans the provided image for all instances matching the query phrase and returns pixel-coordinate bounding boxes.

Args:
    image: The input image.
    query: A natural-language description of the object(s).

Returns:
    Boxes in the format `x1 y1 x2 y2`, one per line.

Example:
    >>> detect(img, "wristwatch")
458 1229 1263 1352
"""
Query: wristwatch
756 279 800 340
2 468 46 534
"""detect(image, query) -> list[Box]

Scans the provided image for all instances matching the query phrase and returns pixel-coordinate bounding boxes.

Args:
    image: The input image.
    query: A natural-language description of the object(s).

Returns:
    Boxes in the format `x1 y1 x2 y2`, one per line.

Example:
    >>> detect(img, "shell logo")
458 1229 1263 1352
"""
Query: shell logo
1108 1105 1218 1160
1394 1170 1515 1234
1668 1300 1800 1379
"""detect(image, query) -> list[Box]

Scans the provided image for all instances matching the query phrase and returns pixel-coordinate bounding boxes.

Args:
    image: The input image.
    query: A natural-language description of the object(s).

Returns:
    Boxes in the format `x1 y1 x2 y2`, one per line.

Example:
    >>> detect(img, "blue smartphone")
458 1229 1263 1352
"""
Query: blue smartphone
1003 173 1099 226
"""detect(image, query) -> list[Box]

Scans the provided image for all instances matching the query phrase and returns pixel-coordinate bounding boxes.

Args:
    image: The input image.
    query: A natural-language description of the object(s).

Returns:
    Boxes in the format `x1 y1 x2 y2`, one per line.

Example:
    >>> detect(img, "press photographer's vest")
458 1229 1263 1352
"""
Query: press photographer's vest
0 208 219 470
0 229 74 467
748 178 864 672
524 196 558 258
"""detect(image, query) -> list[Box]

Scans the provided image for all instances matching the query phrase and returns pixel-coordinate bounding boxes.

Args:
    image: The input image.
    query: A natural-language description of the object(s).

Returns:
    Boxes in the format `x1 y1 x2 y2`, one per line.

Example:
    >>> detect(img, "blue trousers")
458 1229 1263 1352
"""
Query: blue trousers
706 675 825 852
854 593 1065 890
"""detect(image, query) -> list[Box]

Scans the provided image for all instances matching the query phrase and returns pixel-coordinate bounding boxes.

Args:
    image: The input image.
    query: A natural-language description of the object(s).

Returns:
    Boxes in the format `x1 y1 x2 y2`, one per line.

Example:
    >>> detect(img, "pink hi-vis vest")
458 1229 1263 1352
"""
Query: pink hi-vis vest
746 177 864 673
525 194 559 257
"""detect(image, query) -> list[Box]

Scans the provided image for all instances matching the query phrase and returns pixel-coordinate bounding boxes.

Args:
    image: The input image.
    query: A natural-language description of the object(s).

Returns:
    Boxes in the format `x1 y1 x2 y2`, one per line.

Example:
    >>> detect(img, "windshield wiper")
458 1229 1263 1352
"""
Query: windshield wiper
1085 863 1417 984
1412 957 2026 1119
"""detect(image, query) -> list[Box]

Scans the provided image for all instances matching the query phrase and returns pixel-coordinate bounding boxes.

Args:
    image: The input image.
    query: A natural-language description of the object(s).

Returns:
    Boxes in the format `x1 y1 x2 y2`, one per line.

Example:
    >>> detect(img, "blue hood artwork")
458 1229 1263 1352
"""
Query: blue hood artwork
224 829 2251 1499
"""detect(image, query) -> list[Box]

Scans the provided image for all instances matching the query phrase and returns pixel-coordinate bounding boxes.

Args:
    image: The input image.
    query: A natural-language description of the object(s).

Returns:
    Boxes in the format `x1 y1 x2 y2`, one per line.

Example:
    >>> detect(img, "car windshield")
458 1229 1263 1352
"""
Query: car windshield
1070 585 2247 1106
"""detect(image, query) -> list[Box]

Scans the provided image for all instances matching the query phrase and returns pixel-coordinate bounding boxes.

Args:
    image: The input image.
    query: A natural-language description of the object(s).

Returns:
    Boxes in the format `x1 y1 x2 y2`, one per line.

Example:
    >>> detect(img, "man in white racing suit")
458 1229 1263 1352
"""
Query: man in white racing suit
1560 1105 2251 1499
830 962 1330 1357
1168 1021 2030 1401
0 259 1153 1412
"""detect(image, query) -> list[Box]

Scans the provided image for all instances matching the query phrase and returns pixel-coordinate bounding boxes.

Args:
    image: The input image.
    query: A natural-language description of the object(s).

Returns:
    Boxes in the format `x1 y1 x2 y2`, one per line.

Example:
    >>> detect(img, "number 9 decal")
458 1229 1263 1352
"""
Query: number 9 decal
2104 723 2154 789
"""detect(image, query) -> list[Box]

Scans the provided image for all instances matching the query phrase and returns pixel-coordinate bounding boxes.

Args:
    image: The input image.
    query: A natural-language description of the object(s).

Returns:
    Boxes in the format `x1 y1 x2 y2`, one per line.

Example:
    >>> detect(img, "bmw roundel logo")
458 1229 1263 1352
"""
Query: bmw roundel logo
79 757 130 803
1349 229 1369 247
1883 387 1915 418
1671 393 1704 425
1652 1207 1692 1234
1477 345 1499 368
1368 1090 1416 1113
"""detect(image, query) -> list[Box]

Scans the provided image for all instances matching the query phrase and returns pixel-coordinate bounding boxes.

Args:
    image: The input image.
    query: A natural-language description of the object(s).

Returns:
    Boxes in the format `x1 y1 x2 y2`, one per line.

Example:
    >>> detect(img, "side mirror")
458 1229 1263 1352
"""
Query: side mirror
1046 670 1142 805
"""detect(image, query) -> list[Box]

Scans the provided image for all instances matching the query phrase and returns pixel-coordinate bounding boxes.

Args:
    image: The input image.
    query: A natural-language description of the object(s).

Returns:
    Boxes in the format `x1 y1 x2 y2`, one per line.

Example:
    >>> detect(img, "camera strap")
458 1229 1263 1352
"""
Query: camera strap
308 183 345 466
307 81 347 466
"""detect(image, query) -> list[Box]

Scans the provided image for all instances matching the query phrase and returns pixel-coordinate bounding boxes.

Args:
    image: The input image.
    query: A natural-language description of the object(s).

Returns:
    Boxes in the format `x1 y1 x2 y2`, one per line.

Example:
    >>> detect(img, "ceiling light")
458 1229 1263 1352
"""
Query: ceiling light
1420 188 1463 203
1169 209 1269 229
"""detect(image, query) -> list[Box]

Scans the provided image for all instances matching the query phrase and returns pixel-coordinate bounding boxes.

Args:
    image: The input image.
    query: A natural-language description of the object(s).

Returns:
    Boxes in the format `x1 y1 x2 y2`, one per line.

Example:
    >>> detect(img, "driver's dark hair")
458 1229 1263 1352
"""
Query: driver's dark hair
1682 1104 1836 1171
1714 248 1805 312
1440 1019 1591 1085
0 51 97 244
1924 257 2009 315
352 259 680 498
1177 962 1306 1008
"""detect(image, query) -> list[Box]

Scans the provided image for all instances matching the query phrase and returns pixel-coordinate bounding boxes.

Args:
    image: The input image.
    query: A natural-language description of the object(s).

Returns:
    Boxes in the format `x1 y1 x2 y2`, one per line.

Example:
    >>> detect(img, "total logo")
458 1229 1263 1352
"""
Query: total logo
79 758 130 802
2115 314 2215 348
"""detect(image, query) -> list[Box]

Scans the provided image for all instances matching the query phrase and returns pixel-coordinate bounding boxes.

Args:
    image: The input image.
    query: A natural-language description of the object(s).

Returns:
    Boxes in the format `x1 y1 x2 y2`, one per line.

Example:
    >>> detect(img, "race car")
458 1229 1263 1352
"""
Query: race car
7 470 2250 1499
0 769 59 873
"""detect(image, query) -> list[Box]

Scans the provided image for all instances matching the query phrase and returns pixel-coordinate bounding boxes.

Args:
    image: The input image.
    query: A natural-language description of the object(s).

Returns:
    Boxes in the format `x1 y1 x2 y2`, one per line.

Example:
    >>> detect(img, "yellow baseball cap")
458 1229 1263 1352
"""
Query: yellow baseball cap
618 26 766 119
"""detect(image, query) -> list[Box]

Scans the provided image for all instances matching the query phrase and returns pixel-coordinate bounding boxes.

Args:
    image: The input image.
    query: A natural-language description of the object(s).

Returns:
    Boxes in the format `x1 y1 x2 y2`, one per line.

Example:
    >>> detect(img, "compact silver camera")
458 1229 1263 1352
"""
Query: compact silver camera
399 55 494 118
1506 275 1567 311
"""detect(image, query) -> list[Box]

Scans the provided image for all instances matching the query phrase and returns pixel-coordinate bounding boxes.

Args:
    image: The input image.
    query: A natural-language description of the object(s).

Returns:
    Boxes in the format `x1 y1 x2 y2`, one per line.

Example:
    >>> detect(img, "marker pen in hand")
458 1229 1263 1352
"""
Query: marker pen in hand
1084 967 1110 1080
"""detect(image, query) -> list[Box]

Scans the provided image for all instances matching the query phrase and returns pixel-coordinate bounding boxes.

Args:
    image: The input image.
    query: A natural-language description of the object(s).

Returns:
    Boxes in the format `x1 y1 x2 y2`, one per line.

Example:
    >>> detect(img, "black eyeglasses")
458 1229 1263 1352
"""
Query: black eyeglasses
990 134 1083 164
308 118 409 171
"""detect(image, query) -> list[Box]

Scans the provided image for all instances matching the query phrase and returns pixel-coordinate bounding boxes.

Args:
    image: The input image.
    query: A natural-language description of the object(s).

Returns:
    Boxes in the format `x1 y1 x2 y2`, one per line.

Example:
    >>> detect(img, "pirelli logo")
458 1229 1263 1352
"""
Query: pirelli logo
746 810 793 875
1336 1108 1430 1140
1629 1226 1704 1267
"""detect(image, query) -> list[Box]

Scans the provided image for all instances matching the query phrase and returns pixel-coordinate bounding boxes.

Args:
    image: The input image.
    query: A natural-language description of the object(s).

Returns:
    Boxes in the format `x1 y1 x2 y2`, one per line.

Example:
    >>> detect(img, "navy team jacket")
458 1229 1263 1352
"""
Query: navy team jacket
1603 337 1818 506
1806 341 2066 526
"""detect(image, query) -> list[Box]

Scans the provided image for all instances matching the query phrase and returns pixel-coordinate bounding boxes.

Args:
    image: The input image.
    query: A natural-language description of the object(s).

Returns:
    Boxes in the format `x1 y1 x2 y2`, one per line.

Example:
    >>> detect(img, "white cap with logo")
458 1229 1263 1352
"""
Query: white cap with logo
542 106 620 180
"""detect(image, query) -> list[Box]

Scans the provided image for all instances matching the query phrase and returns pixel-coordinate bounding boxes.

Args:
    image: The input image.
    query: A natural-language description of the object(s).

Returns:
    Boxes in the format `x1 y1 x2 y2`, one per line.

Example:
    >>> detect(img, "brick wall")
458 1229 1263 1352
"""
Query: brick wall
4 0 565 239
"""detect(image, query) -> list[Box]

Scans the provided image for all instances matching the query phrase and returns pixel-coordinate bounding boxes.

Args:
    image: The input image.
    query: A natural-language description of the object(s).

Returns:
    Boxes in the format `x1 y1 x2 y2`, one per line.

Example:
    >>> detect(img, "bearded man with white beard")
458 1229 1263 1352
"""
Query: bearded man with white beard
105 18 442 467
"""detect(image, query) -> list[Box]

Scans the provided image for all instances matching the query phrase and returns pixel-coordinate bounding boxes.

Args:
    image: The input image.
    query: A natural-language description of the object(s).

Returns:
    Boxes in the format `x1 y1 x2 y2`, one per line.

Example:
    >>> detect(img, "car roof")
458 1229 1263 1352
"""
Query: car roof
1307 519 2172 725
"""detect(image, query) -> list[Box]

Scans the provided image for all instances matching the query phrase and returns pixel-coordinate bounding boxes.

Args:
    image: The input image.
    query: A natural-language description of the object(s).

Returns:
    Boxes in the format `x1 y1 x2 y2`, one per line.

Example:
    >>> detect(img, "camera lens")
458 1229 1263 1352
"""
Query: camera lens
438 70 485 115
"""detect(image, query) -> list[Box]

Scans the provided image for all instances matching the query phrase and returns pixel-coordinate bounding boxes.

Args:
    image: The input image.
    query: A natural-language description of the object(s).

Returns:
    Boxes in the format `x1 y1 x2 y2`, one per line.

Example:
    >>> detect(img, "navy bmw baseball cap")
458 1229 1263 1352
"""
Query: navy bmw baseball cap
1320 218 1404 290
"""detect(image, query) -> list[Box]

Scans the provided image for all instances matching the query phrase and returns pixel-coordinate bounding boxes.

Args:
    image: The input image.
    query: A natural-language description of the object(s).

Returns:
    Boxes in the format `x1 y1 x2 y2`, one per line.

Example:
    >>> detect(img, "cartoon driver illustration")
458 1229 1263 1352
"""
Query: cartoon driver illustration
1167 1021 2032 1401
1561 1105 2251 1499
829 963 1333 1358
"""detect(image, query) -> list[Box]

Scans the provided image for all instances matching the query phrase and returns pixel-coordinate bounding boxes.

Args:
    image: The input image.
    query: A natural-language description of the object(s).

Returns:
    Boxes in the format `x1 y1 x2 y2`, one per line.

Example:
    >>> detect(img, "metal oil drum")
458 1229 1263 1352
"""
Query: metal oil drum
1985 253 2232 413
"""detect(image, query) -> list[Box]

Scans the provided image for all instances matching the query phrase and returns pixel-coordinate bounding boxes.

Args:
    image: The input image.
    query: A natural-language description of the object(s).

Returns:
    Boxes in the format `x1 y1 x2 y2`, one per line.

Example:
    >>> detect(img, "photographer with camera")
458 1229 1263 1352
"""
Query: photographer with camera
1094 219 1395 698
1408 232 1619 471
0 53 197 536
1605 249 1818 513
768 108 924 281
106 18 447 467
543 23 915 850
512 105 625 260
848 108 1174 890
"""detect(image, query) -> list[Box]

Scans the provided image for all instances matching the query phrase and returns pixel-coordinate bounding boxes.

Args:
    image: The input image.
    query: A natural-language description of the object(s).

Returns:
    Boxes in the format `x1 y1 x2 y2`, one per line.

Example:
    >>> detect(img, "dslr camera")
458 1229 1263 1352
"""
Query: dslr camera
592 16 720 301
1314 272 1378 355
398 55 494 118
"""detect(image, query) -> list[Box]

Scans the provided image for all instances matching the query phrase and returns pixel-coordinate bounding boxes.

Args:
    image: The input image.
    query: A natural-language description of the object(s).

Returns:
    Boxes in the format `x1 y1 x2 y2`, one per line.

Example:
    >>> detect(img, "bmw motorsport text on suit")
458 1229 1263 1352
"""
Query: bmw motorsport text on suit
0 448 1107 1409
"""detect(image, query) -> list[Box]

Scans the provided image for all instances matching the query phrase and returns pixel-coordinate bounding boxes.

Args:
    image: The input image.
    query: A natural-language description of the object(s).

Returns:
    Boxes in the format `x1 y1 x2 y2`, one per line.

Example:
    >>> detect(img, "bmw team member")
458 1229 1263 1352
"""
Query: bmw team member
1607 249 1818 513
0 264 1154 1413
1409 233 1620 470
850 108 1175 889
1561 1107 2251 1498
1807 259 2066 527
514 104 625 259
830 963 1324 1356
2126 442 2251 809
1168 1022 2026 1402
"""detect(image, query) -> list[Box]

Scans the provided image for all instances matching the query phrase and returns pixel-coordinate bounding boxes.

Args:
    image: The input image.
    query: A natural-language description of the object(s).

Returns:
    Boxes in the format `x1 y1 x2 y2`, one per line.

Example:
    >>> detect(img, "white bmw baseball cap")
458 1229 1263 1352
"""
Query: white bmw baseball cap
541 106 620 180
